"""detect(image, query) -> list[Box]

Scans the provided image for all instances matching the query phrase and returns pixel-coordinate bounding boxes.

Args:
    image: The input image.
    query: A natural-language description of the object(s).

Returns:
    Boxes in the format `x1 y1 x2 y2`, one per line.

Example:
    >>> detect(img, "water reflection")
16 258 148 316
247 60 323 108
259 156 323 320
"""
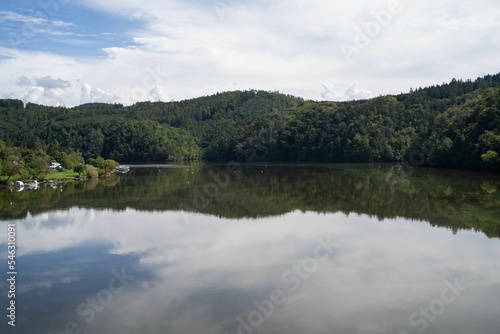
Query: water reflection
1 208 500 333
1 165 500 334
1 164 499 238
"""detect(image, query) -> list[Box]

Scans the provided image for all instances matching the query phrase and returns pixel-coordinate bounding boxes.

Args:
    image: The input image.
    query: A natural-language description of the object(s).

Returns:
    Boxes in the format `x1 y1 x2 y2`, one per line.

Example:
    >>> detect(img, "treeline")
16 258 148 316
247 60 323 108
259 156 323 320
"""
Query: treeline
42 119 201 162
225 86 500 171
0 74 499 170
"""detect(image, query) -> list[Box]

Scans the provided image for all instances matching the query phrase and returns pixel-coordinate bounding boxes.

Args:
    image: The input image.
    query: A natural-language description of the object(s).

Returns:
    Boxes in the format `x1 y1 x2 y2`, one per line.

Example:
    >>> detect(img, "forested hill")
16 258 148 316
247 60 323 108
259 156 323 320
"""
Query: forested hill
0 73 499 171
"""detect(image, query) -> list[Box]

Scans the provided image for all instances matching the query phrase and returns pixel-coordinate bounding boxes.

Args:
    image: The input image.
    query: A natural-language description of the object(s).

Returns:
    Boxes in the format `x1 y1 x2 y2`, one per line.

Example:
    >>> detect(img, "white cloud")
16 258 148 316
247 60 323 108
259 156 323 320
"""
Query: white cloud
345 81 373 100
34 76 71 89
149 85 170 102
321 83 342 101
321 82 373 101
80 83 121 104
22 86 72 107
31 28 81 36
10 208 500 333
0 10 73 27
7 75 74 106
15 75 33 86
0 0 499 106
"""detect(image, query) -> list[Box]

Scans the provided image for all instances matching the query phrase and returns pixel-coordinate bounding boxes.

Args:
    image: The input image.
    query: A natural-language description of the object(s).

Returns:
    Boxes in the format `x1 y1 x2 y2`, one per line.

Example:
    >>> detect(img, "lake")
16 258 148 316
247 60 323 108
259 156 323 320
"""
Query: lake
1 164 500 334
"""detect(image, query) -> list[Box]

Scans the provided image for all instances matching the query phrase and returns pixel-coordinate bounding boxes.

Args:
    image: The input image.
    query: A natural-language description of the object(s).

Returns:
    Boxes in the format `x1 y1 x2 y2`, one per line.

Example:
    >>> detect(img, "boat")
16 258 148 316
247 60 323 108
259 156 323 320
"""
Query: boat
115 165 130 174
13 181 24 192
26 180 39 190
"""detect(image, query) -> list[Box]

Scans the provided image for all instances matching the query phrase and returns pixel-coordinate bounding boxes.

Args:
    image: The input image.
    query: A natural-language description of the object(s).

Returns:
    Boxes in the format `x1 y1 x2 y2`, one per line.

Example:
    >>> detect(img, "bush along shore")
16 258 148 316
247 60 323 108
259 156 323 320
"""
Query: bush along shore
0 145 123 189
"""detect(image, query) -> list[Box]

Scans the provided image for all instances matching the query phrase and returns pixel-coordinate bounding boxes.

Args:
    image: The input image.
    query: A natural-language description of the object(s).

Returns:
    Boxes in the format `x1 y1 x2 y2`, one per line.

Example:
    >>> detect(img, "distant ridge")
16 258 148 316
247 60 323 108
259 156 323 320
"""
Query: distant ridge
1 73 499 171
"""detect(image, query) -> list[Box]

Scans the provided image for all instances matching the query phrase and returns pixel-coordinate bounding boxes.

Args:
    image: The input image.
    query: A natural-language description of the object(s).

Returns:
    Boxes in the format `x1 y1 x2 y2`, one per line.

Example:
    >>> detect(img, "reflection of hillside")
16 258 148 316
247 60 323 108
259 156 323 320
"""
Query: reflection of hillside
1 165 499 238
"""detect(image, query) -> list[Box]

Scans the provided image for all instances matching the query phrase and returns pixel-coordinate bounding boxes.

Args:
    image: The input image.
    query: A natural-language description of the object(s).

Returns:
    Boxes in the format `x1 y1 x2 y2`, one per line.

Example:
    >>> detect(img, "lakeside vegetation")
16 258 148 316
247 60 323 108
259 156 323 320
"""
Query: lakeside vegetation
0 139 121 183
0 170 79 182
0 73 499 175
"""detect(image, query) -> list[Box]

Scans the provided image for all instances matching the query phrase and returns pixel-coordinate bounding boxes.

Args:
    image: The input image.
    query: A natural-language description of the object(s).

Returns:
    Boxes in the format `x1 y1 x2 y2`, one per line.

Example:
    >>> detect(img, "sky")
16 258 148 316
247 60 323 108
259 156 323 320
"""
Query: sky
0 0 499 107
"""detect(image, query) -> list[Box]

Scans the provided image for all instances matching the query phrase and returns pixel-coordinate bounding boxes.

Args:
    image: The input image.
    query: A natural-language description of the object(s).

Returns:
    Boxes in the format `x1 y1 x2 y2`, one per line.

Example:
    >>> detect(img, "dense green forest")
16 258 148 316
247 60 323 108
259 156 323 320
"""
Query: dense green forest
0 73 499 171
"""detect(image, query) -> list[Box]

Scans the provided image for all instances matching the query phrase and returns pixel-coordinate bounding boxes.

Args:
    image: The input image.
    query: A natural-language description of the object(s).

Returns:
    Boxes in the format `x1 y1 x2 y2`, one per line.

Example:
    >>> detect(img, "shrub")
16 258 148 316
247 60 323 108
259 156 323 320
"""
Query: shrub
99 159 119 176
74 164 85 176
85 165 99 178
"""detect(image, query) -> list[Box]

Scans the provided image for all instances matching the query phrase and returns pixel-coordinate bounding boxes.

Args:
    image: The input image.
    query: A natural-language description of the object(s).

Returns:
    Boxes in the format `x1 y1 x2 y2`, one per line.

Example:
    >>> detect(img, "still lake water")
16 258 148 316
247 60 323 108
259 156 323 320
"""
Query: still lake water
1 164 500 334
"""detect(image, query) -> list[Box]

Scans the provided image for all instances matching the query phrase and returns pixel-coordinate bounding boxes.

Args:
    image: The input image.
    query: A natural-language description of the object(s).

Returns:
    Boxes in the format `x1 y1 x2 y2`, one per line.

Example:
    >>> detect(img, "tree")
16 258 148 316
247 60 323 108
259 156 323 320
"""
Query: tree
74 164 85 176
88 156 105 168
0 140 13 159
61 151 84 169
85 165 99 178
1 76 500 170
481 150 499 170
344 133 371 162
25 155 50 180
2 155 24 181
99 159 119 177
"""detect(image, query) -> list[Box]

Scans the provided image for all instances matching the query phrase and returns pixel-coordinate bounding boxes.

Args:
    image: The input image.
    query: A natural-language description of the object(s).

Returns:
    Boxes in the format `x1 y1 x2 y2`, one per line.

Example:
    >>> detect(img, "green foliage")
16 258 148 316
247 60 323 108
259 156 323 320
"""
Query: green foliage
481 150 499 170
87 156 104 168
0 143 84 182
45 170 79 180
99 159 119 176
85 165 99 178
3 155 25 181
73 164 85 176
482 150 498 162
88 156 105 168
23 153 50 180
0 74 499 171
60 152 84 170
344 133 371 162
0 99 23 109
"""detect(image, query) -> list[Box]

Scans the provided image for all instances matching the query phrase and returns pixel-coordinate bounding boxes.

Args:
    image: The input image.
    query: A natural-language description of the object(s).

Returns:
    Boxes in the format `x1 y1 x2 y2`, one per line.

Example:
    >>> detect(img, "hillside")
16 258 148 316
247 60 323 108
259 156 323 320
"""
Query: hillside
0 74 499 171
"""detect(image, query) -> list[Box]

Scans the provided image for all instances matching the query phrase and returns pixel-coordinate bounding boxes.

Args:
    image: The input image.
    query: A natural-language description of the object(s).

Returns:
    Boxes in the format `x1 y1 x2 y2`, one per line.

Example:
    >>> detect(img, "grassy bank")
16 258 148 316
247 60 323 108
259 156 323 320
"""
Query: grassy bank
45 170 80 179
1 170 81 182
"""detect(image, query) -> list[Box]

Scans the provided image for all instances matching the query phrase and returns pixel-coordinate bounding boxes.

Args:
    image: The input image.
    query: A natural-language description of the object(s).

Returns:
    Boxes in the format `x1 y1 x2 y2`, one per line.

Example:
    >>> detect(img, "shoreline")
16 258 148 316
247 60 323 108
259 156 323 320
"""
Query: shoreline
0 173 114 189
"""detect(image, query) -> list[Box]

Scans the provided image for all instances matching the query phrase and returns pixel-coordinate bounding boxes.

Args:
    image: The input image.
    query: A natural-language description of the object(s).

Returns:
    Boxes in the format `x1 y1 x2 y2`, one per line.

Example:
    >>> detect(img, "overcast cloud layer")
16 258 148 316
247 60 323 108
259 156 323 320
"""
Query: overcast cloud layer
0 0 499 107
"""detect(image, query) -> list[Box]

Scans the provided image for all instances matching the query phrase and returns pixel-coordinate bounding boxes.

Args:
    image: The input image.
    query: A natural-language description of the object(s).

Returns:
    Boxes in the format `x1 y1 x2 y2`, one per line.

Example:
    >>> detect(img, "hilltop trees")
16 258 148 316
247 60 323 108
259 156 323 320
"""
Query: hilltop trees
0 74 499 171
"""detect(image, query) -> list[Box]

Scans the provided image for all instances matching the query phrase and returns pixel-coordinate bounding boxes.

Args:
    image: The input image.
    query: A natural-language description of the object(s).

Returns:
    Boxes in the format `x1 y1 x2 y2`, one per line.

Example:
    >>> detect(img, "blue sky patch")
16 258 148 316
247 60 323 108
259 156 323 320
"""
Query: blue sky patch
0 0 143 57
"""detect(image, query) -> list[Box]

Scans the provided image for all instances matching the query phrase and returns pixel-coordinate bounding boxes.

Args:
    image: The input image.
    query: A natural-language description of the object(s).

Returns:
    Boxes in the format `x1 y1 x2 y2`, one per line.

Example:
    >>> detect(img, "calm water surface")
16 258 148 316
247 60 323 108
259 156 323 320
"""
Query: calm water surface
0 164 499 334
